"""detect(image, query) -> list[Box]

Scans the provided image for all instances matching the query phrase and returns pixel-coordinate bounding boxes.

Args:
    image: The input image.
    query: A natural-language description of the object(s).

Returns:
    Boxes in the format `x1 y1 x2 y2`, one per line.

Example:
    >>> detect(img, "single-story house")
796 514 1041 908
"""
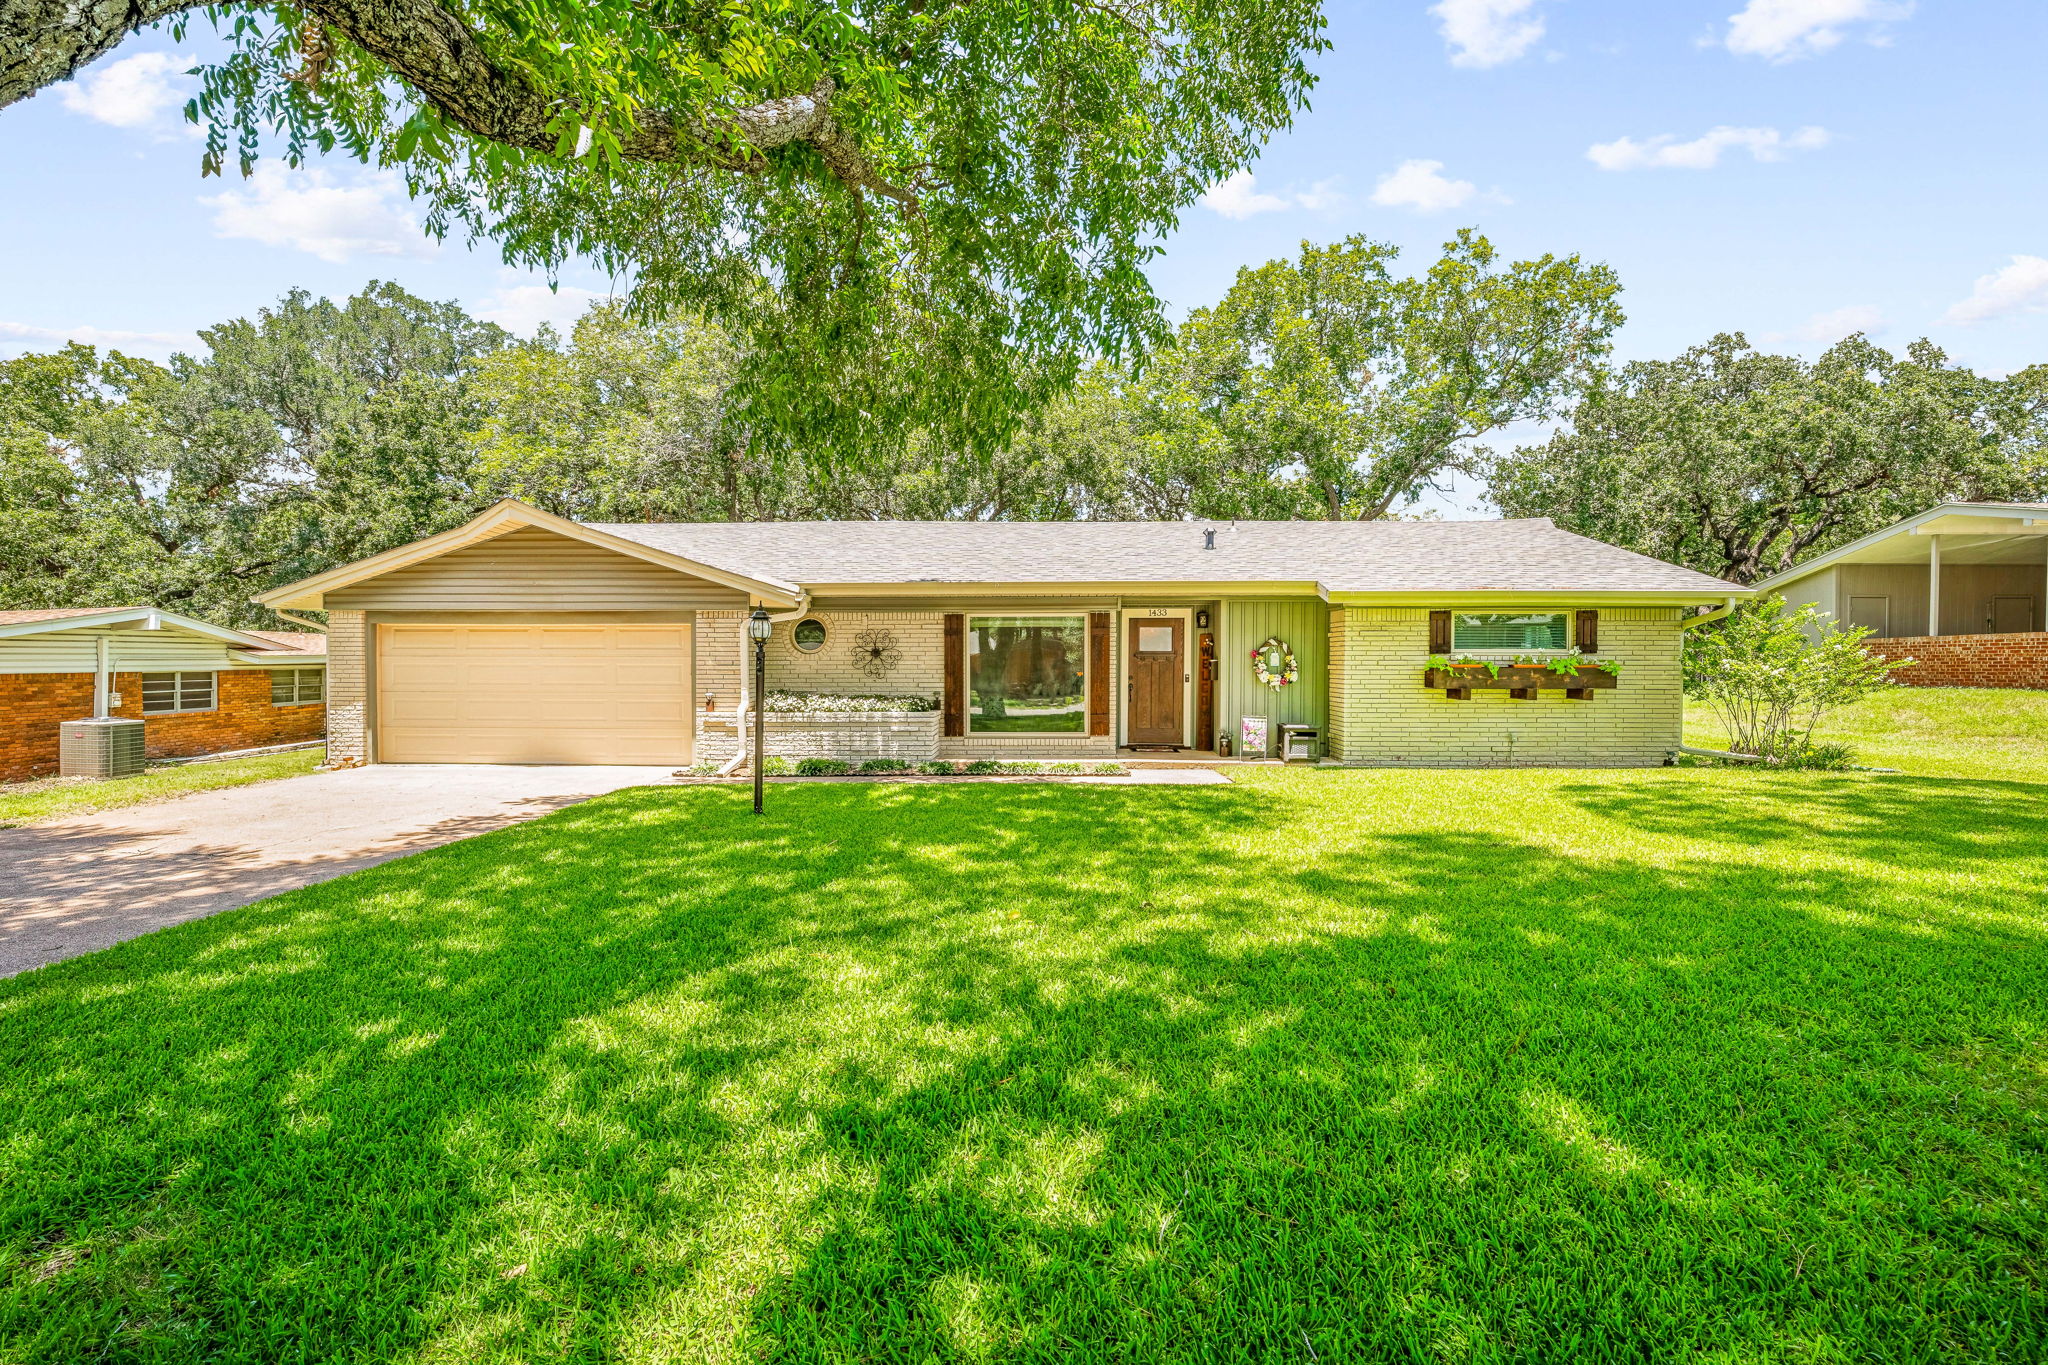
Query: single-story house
251 500 1744 769
0 608 328 783
1755 501 2048 689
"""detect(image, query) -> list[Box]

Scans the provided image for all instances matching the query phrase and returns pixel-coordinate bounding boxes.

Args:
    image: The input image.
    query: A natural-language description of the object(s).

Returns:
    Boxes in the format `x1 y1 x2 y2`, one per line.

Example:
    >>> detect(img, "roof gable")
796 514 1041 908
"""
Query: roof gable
0 606 281 649
254 500 804 611
1752 502 2048 591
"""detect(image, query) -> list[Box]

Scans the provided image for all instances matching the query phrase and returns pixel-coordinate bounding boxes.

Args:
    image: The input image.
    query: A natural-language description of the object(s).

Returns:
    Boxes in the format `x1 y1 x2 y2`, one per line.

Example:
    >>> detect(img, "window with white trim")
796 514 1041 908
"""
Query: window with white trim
1452 612 1569 652
141 672 217 714
271 667 326 705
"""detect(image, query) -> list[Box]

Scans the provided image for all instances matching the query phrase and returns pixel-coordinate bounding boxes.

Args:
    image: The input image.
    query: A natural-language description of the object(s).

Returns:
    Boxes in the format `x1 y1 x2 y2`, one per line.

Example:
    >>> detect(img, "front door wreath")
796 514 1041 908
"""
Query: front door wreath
1252 637 1298 689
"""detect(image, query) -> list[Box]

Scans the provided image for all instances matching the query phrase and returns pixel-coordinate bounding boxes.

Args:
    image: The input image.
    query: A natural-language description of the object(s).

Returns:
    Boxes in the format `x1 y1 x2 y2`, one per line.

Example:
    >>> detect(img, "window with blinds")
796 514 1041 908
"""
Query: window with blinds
1452 612 1569 652
270 668 326 705
141 672 217 714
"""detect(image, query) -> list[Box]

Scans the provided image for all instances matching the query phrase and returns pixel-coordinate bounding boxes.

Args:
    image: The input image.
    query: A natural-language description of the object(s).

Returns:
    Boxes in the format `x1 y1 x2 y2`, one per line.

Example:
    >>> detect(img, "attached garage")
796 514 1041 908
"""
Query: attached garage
376 622 694 765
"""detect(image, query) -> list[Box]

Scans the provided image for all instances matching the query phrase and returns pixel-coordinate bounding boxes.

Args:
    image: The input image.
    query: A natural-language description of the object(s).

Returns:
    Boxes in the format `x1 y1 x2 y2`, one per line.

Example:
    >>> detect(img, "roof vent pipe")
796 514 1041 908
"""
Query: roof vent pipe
1203 529 1215 550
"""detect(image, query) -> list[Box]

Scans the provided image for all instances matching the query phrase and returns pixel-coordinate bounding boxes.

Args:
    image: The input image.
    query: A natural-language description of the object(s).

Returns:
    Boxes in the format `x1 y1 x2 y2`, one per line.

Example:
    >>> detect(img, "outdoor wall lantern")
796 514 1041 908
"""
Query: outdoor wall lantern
747 608 772 814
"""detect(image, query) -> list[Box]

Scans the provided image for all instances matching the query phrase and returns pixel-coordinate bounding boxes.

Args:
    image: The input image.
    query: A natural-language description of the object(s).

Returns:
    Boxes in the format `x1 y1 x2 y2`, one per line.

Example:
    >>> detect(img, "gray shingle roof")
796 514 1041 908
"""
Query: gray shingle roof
588 518 1741 595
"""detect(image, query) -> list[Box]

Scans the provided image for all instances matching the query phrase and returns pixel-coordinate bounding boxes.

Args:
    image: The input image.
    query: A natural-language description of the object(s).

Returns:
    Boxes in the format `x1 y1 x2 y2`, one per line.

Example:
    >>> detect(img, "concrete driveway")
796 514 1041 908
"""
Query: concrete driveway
0 765 675 978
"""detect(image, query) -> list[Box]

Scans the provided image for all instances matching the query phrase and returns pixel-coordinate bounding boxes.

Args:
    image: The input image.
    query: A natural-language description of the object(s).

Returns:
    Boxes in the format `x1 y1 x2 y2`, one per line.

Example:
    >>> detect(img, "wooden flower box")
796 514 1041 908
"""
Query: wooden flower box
1423 663 1619 701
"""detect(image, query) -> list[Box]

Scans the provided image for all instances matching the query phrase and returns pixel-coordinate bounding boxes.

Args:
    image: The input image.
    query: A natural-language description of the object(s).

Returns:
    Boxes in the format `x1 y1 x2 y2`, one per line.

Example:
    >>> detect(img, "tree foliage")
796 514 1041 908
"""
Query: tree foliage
1684 597 1907 764
0 283 505 623
1489 333 2048 583
5 0 1326 462
990 232 1623 520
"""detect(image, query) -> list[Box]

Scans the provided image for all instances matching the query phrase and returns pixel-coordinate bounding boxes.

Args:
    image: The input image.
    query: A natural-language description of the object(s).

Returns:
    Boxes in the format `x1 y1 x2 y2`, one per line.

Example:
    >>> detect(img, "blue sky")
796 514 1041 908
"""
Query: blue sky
4 0 2045 510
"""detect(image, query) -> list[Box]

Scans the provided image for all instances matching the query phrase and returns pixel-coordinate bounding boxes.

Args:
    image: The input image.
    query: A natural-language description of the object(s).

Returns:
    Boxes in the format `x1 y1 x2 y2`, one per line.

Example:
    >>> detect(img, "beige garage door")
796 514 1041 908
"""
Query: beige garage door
377 622 693 764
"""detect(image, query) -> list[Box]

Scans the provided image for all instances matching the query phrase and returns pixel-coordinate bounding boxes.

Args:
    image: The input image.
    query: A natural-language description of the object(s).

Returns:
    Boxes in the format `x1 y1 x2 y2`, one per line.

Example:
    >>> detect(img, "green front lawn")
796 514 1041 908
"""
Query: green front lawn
0 746 326 828
1687 685 2048 780
5 752 2044 1361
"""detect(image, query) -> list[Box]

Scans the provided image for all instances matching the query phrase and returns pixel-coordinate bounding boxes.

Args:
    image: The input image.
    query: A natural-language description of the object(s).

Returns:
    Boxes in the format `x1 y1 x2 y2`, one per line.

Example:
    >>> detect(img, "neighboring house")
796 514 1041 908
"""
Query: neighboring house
1755 502 2048 690
0 608 328 783
253 500 1742 769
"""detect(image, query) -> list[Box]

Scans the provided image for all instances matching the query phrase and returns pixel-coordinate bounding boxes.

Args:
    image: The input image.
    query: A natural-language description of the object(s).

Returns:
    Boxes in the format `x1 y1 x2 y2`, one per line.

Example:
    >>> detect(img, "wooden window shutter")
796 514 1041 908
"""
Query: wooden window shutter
943 614 965 737
1428 610 1452 654
1575 610 1599 652
1088 612 1112 737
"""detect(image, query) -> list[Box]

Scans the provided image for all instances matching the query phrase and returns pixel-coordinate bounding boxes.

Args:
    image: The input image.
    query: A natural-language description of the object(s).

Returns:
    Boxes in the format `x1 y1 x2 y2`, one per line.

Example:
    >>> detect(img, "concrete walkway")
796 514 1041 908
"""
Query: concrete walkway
0 765 675 978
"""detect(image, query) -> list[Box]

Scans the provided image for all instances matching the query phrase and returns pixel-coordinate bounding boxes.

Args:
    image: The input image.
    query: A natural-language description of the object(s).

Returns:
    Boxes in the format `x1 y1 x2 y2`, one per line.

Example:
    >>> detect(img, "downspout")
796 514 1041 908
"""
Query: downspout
716 597 810 776
93 636 111 719
1679 598 1738 632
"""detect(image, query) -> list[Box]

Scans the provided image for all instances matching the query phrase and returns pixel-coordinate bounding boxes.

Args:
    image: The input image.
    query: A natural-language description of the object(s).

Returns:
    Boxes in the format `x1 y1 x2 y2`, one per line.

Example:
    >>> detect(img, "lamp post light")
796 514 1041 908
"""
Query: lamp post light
746 607 771 814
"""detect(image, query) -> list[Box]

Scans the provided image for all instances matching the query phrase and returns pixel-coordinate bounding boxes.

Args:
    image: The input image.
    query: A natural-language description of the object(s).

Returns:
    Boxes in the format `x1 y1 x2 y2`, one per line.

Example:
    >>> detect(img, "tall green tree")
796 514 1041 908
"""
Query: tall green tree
5 0 1326 461
1486 333 2046 584
467 305 1140 520
0 283 508 623
1127 231 1624 519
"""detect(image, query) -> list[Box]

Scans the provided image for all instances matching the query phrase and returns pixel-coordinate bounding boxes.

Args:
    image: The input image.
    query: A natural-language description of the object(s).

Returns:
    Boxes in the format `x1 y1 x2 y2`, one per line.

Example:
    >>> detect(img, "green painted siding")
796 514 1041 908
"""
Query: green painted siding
1217 598 1329 752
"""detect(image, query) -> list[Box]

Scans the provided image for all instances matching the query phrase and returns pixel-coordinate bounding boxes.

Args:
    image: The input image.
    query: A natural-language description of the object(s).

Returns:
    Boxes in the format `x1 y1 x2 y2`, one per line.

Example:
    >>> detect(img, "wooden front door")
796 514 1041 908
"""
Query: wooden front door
1991 595 2036 634
1127 618 1184 746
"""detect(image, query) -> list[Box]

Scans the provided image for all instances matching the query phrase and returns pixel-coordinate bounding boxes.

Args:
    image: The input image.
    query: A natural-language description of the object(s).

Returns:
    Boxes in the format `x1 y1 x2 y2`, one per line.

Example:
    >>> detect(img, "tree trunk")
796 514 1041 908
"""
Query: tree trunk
1 0 913 203
1 0 201 112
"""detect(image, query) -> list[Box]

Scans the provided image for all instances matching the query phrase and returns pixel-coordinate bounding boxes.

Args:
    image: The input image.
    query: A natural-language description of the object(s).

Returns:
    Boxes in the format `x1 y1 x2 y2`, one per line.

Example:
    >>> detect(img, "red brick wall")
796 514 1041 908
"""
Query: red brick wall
1863 632 2048 690
0 674 96 784
0 670 326 783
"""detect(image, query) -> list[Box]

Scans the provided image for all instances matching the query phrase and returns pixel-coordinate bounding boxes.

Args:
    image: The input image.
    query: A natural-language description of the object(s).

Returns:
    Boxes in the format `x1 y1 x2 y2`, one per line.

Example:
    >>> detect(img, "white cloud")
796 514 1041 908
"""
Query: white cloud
203 165 438 264
1198 170 1291 220
1586 124 1830 171
1371 159 1483 213
0 320 190 359
58 52 192 131
475 280 610 336
1723 0 1912 62
1295 178 1348 213
1196 171 1347 220
1942 256 2048 326
1431 0 1546 69
1763 304 1886 344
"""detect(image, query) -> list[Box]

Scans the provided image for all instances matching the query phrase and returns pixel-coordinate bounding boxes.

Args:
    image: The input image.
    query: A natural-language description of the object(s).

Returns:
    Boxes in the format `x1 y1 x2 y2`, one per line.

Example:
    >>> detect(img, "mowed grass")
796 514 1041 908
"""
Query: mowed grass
1687 685 2048 781
0 746 325 828
4 766 2047 1360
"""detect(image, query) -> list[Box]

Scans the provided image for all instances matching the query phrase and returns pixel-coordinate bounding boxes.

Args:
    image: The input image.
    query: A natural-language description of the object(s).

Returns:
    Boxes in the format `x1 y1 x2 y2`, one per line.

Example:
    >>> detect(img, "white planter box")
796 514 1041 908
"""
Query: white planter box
761 710 941 763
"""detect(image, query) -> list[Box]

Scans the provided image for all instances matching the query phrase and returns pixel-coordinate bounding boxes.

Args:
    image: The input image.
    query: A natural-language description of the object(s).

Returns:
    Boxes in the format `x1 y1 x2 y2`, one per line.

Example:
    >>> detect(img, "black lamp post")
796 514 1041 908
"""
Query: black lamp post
746 607 771 813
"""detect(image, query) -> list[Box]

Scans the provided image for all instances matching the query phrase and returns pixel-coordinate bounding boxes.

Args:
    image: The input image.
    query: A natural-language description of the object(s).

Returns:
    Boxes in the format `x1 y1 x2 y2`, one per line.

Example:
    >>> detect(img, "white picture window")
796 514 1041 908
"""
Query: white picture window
1452 612 1568 652
141 671 216 714
271 668 326 705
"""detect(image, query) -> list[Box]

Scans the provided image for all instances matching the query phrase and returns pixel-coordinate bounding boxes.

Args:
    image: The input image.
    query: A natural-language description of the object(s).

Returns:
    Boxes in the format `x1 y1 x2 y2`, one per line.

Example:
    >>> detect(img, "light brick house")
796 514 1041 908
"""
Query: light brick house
0 608 327 783
251 500 1744 769
1757 502 2048 690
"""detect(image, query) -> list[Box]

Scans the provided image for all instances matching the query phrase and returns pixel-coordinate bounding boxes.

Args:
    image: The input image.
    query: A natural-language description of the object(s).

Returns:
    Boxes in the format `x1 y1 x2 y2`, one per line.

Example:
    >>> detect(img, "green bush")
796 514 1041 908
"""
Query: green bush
1685 597 1907 763
918 760 958 776
961 759 1003 775
859 758 912 774
1762 739 1858 771
1045 762 1086 774
999 761 1044 775
1089 762 1126 776
794 758 851 776
759 756 792 776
